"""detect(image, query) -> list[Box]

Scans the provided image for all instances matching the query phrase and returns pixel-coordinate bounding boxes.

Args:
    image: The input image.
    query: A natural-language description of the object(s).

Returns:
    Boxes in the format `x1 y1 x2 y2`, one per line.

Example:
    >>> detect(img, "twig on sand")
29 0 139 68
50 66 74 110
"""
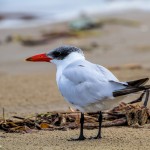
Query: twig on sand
2 108 6 123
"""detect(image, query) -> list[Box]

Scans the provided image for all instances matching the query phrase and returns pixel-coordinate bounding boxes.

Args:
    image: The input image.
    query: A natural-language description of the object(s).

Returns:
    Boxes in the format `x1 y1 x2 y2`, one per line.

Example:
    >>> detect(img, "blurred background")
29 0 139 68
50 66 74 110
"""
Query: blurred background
0 0 150 28
0 0 150 115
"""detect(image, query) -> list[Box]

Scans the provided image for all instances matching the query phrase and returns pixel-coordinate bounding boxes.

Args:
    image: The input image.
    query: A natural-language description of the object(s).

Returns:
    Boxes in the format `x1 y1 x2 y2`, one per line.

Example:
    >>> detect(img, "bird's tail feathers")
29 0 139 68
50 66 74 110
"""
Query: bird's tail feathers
113 85 150 97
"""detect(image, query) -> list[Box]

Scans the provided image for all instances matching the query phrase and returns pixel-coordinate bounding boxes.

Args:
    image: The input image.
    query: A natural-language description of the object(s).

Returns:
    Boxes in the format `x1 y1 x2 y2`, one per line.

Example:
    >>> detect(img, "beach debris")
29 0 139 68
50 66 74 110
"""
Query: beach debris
14 31 78 46
69 18 102 31
0 101 149 133
42 31 78 39
3 34 49 46
5 35 13 43
126 107 148 126
0 13 37 21
69 13 103 31
69 17 139 31
19 37 49 46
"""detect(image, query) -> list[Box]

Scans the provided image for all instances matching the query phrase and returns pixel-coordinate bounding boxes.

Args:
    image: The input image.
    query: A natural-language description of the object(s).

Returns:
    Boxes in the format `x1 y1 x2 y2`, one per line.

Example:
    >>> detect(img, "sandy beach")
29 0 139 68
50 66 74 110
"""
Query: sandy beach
1 127 150 150
0 11 150 149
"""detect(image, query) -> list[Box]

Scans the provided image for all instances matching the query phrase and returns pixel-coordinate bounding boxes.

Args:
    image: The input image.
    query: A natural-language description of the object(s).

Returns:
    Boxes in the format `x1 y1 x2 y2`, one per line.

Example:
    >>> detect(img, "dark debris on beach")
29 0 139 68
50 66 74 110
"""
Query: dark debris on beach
3 18 140 47
0 102 150 133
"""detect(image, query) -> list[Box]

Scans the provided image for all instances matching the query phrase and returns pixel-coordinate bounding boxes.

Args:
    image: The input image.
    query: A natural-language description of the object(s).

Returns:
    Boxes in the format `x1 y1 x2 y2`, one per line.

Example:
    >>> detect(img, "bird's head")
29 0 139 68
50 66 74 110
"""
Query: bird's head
26 45 84 66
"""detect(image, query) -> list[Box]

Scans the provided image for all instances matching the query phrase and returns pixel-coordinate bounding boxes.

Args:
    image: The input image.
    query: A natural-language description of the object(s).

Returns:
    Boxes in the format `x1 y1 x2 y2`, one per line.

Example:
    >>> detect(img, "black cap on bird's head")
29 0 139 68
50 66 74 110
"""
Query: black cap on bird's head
26 45 84 62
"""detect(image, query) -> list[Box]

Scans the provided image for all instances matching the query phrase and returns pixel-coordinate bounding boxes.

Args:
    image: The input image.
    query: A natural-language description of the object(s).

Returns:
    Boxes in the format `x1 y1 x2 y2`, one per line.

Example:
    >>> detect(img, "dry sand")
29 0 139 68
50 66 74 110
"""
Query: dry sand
0 127 150 150
0 11 150 149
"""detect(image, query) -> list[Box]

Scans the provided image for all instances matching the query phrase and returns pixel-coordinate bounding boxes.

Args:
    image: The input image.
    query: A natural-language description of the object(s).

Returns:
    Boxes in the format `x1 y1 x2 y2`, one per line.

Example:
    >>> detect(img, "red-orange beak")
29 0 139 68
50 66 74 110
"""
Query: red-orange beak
26 53 52 62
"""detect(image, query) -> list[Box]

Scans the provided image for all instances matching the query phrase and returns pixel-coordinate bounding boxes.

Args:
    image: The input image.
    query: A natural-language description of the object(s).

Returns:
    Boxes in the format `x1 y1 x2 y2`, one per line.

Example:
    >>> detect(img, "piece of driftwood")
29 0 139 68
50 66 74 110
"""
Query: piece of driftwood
42 31 78 39
0 103 150 133
16 31 78 46
20 38 49 46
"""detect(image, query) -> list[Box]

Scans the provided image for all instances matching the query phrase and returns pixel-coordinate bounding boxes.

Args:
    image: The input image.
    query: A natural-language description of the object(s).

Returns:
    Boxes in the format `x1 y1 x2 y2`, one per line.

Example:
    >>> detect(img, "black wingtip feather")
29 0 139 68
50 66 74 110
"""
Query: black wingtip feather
113 85 150 97
127 78 149 87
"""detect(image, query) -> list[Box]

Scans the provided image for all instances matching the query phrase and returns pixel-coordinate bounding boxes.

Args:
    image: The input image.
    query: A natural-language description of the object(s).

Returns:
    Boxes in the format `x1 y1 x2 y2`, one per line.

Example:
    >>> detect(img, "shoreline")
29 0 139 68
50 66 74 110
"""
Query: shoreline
0 10 149 30
1 0 150 29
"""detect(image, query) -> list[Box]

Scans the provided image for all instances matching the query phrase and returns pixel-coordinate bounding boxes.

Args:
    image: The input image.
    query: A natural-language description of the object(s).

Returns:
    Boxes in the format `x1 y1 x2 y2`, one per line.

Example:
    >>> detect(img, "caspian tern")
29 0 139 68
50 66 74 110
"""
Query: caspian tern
26 45 150 140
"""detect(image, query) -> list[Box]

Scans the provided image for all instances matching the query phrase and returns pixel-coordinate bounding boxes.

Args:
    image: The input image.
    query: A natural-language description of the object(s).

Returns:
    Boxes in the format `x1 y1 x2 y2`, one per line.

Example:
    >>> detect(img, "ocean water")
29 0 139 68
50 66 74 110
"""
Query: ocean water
0 0 150 28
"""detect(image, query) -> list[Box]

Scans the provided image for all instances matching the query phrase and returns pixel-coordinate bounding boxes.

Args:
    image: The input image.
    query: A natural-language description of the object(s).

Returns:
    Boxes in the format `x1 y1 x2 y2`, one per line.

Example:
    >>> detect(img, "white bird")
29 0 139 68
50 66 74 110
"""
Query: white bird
26 45 150 140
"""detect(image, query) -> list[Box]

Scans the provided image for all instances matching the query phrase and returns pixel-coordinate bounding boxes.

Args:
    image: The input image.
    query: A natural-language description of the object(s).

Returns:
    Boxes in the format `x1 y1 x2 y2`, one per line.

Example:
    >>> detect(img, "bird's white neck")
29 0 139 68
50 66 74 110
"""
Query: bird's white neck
51 52 85 82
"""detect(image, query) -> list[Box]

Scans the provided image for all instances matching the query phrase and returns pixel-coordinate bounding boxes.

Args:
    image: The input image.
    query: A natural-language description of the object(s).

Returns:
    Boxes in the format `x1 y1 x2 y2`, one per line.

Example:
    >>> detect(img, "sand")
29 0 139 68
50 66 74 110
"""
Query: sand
0 127 150 150
0 11 150 149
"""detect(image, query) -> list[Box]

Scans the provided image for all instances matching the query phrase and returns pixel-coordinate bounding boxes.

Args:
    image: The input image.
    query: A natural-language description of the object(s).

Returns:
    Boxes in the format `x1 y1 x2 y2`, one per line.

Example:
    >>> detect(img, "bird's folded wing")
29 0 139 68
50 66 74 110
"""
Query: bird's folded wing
62 63 126 106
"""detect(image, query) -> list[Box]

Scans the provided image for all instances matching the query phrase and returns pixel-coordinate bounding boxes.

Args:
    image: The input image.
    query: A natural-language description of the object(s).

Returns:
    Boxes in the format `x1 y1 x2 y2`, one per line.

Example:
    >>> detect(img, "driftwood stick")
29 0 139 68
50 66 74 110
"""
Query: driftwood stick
12 116 25 120
107 112 125 117
50 111 80 114
102 118 127 127
103 114 119 120
84 115 98 122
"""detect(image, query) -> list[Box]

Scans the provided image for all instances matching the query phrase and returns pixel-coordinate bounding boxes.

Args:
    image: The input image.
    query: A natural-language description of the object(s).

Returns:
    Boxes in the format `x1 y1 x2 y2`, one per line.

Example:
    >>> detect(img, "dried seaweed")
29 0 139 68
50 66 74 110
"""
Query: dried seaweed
0 103 150 133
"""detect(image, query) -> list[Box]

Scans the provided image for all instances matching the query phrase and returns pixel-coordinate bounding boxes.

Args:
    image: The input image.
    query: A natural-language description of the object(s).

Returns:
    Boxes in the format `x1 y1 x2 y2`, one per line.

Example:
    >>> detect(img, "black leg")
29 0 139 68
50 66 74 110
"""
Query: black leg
144 90 149 107
89 111 102 139
69 112 86 141
78 112 86 140
94 111 102 139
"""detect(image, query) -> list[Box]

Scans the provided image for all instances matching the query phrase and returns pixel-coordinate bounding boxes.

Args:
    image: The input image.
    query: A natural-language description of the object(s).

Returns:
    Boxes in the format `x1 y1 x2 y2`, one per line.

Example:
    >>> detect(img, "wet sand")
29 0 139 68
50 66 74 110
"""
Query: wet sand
0 11 150 149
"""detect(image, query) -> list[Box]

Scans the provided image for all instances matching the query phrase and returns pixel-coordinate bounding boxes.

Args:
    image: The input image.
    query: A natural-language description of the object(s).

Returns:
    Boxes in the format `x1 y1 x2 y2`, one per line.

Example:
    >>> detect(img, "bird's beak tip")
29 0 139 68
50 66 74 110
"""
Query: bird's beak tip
26 57 32 61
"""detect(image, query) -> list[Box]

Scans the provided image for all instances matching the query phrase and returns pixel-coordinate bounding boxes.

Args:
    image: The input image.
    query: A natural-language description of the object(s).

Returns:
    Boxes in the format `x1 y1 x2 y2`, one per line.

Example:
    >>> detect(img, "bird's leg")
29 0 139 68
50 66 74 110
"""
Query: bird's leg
95 111 102 139
143 90 149 107
78 112 86 140
89 111 102 139
69 112 86 141
129 91 145 104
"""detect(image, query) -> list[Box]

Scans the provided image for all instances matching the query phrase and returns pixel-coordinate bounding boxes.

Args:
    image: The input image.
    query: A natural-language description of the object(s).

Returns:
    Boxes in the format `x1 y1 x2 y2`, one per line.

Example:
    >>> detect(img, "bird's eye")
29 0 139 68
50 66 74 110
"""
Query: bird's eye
54 51 61 57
